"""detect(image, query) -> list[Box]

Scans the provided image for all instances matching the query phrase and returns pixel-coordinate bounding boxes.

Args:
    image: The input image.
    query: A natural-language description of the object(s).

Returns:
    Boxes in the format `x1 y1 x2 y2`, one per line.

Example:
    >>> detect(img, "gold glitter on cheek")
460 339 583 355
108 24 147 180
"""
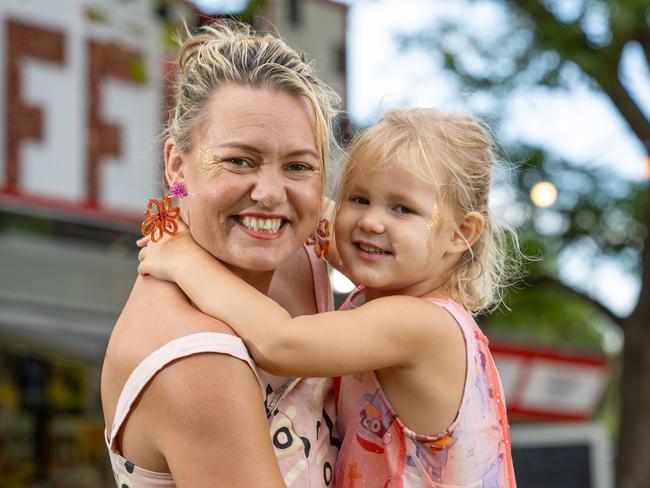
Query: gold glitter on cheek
426 203 441 231
196 143 216 170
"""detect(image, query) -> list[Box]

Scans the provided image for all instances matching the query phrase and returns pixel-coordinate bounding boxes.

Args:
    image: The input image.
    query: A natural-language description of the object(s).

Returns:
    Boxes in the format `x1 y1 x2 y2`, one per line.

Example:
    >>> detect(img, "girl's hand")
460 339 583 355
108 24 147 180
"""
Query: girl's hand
137 220 196 282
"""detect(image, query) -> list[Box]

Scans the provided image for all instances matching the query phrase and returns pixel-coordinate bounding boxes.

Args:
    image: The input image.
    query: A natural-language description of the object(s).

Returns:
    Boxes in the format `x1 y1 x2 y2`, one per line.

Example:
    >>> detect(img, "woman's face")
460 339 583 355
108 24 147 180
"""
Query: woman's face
167 84 323 272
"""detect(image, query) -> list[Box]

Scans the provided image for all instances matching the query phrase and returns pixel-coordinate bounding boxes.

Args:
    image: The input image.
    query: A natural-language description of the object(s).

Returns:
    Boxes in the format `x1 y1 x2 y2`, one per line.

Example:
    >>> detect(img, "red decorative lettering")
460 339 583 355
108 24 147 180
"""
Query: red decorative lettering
4 20 65 192
86 41 143 206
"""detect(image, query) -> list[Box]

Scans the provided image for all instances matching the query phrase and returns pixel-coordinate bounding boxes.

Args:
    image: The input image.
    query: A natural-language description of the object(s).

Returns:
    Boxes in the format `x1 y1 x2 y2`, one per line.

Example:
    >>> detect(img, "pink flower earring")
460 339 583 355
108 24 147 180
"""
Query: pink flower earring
168 181 188 199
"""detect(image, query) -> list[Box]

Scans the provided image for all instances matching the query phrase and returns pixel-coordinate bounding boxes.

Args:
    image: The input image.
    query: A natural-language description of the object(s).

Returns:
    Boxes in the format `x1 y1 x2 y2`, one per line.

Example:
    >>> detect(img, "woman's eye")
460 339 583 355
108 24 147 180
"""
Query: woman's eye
286 162 312 172
225 158 253 168
394 205 414 214
351 196 369 205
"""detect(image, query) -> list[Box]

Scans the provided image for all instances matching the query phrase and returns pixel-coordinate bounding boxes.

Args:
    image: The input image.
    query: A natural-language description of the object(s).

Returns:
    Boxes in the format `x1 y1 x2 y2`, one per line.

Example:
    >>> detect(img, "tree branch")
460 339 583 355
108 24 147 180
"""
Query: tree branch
610 70 650 154
526 275 625 327
634 30 650 77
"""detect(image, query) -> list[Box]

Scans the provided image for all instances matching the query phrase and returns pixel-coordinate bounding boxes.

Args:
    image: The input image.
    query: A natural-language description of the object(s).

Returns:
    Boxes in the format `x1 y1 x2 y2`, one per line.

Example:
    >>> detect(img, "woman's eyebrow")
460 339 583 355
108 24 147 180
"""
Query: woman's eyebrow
217 142 318 160
285 149 319 159
218 142 262 155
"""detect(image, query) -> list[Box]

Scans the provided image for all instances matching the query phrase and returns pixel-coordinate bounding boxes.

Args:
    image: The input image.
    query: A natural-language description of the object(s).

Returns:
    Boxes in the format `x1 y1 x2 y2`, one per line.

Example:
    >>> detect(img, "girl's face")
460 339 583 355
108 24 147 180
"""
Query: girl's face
334 157 460 299
169 84 323 273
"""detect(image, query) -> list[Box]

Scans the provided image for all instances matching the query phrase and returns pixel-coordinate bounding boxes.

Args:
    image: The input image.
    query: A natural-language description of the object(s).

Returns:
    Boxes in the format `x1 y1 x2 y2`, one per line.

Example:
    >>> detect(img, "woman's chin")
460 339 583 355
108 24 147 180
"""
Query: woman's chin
221 249 292 274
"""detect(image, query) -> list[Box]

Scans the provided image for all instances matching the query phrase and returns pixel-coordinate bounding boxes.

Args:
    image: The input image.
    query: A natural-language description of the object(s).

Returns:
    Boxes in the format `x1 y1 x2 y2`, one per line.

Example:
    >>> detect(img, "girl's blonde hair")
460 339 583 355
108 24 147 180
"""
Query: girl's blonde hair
338 108 520 313
166 20 340 187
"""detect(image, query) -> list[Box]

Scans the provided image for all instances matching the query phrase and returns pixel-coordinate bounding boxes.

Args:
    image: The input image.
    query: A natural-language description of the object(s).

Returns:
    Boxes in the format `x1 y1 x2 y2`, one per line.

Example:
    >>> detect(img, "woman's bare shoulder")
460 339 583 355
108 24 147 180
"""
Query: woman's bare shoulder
102 276 252 462
102 276 238 415
116 275 235 344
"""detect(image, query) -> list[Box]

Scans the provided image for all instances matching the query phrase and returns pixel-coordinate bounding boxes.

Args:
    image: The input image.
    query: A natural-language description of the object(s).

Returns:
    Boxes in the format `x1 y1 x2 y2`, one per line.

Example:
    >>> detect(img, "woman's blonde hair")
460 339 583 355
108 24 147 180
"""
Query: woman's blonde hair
166 20 340 187
338 108 521 313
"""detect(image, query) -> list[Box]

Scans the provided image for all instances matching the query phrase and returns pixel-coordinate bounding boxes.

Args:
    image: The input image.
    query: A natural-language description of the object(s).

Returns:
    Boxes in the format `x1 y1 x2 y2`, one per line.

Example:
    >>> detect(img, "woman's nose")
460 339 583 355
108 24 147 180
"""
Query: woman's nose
250 166 287 208
357 207 385 234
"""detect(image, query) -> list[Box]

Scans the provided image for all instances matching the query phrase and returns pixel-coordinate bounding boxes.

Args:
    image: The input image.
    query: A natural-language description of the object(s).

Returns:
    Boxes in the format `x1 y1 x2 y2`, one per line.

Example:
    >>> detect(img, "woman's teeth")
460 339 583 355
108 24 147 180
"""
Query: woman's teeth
239 216 284 233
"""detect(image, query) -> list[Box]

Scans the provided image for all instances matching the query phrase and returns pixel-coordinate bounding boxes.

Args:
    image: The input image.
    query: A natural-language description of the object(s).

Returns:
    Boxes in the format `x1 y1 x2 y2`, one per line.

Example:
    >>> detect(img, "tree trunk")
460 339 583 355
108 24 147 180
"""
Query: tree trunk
616 189 650 487
616 306 650 488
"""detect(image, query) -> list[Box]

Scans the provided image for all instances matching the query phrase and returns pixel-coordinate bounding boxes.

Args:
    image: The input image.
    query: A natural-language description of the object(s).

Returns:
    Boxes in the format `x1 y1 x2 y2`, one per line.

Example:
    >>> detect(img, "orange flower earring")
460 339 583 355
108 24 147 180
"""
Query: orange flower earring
141 196 180 243
312 218 331 259
140 182 186 242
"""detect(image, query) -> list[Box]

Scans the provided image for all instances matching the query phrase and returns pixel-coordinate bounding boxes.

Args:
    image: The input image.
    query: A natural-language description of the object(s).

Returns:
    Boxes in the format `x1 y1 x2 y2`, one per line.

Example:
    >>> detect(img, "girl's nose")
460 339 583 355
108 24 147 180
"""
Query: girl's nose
357 207 385 234
250 167 287 208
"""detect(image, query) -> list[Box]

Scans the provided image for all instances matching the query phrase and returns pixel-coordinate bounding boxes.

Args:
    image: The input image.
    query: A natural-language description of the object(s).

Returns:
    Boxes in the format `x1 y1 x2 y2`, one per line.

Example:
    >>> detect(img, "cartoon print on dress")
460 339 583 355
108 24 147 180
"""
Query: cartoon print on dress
480 452 504 487
264 377 339 487
347 462 363 484
114 471 132 488
356 390 396 454
408 431 459 481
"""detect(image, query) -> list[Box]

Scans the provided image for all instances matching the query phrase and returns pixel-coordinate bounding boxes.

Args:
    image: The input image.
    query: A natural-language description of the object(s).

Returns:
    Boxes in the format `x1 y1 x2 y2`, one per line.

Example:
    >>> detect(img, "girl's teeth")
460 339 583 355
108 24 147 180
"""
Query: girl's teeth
240 216 283 232
360 244 385 254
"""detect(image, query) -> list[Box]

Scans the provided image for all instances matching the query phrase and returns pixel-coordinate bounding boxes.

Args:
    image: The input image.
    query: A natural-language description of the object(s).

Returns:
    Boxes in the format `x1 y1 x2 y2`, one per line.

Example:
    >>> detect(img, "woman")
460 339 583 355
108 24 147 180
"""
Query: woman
101 21 340 487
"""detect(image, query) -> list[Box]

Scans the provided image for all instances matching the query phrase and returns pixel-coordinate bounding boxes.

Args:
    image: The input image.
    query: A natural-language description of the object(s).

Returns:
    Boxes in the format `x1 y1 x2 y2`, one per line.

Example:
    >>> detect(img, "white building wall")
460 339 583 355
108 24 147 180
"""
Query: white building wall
259 0 348 107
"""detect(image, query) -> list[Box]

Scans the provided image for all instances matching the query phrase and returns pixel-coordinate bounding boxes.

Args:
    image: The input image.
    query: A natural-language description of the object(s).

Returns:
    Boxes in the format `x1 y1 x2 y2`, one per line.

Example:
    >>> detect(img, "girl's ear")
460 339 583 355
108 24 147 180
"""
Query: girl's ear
448 211 485 254
164 138 185 186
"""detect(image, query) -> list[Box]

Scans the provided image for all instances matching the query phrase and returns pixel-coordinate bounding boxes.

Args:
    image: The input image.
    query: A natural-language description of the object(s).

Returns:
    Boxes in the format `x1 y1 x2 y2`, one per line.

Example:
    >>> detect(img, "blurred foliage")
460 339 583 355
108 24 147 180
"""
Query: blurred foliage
240 0 266 23
485 285 614 349
154 0 265 48
402 0 650 352
129 58 148 84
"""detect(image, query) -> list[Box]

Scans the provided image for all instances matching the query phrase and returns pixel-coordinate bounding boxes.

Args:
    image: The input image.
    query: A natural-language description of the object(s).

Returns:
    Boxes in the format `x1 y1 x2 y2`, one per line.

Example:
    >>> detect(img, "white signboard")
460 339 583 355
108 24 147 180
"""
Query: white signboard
491 342 610 420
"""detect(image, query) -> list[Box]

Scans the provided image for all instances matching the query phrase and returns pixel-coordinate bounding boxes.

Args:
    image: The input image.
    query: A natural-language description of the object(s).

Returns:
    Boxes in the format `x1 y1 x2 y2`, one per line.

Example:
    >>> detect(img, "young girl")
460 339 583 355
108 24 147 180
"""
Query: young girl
138 108 517 487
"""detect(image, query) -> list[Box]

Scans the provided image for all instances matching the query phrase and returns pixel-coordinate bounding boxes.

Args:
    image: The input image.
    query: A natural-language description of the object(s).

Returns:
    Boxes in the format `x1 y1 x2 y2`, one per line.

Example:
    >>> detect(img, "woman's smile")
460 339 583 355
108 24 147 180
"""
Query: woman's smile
233 213 289 240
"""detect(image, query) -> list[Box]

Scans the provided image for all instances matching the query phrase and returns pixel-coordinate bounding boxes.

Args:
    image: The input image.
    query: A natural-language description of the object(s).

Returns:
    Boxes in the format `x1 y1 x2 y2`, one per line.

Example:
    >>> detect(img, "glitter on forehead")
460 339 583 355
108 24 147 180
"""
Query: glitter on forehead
426 203 441 231
196 143 215 168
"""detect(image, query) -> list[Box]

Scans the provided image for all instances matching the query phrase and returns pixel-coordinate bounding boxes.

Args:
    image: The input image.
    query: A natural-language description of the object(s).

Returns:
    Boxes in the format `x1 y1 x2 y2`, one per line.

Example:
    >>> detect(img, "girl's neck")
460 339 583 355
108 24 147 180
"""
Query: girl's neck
363 282 450 303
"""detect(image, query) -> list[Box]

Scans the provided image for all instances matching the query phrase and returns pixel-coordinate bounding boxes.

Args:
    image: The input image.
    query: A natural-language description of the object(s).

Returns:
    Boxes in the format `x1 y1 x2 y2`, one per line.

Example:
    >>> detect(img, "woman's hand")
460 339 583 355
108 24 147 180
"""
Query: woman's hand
137 220 198 282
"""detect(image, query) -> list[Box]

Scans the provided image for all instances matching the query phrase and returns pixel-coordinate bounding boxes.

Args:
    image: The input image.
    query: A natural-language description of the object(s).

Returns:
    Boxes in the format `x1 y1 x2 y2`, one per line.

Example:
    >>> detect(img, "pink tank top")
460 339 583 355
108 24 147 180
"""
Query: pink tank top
335 288 515 487
105 246 339 487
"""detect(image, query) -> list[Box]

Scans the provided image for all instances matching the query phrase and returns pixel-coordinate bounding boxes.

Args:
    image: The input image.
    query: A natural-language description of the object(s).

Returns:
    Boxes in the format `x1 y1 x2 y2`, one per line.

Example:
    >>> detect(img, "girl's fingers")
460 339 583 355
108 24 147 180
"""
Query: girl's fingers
138 248 146 262
136 236 151 248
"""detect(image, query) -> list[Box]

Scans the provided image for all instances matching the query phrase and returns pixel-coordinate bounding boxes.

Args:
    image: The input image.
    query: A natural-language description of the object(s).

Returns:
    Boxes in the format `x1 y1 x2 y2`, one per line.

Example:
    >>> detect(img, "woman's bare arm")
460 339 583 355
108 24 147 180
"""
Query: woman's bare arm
103 276 286 487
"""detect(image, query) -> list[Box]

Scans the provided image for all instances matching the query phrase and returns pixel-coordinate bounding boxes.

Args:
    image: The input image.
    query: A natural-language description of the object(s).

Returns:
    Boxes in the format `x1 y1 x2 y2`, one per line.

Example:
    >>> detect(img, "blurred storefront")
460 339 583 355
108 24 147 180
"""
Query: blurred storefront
0 0 162 484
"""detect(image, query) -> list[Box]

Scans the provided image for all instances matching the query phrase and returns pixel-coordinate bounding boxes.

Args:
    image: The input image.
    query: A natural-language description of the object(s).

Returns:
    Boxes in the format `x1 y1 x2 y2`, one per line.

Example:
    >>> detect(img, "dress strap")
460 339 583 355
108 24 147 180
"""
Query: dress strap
108 332 260 448
305 244 334 313
424 296 489 346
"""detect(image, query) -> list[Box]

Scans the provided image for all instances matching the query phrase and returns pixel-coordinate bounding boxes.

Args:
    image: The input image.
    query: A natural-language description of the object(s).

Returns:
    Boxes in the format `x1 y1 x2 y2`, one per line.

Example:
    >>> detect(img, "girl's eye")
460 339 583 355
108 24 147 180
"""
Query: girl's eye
350 196 369 205
393 205 414 214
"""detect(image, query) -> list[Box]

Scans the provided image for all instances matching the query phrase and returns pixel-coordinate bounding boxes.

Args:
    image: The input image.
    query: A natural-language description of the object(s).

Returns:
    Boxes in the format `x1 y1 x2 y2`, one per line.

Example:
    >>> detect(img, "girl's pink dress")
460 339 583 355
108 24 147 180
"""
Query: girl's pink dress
335 287 516 487
105 246 339 487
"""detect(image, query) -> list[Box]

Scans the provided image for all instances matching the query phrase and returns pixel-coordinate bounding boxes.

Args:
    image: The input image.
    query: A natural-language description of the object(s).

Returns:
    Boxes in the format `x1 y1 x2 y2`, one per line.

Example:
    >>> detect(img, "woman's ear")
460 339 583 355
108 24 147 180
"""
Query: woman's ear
164 138 185 186
448 211 485 254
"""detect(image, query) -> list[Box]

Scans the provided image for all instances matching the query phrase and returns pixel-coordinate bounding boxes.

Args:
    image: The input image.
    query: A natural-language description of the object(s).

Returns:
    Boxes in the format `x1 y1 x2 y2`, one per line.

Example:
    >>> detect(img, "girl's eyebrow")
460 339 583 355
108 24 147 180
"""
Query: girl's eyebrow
386 191 417 203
